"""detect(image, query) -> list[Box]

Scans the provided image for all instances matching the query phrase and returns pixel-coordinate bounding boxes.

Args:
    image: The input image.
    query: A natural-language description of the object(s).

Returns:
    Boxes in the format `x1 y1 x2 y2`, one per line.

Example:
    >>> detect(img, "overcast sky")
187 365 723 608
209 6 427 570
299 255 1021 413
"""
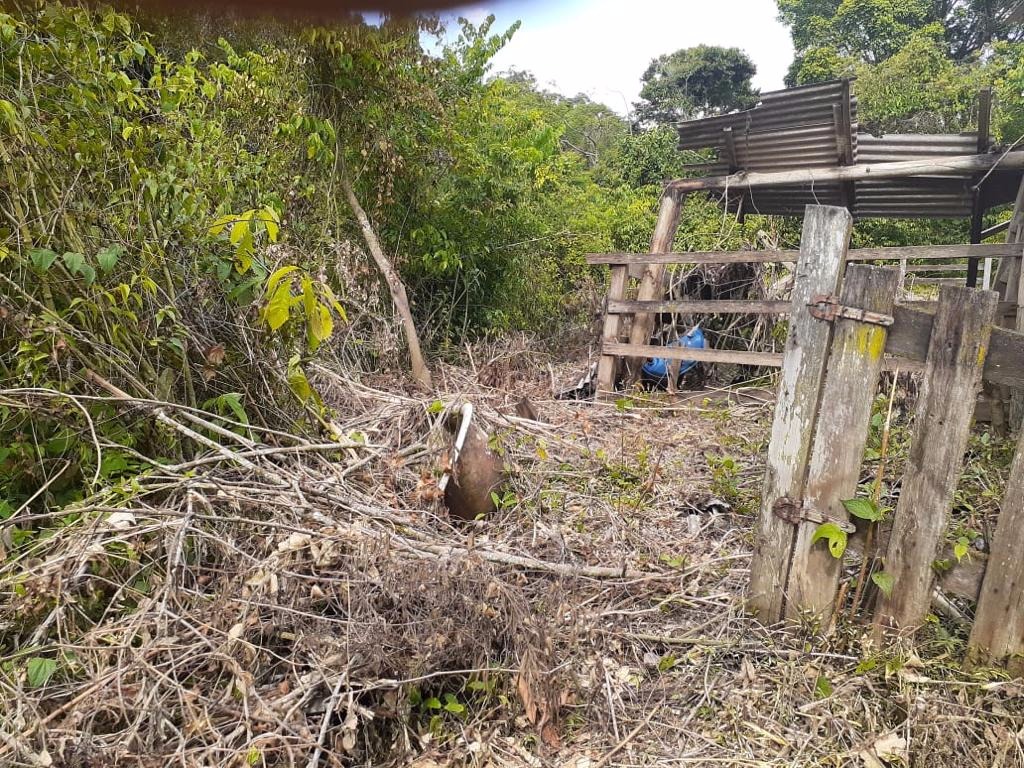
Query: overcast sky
442 0 794 115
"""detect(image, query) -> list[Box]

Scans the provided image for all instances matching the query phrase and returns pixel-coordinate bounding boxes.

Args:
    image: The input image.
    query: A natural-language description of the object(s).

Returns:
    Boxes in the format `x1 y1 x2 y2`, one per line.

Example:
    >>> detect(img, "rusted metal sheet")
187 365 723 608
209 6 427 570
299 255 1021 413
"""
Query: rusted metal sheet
675 80 1021 220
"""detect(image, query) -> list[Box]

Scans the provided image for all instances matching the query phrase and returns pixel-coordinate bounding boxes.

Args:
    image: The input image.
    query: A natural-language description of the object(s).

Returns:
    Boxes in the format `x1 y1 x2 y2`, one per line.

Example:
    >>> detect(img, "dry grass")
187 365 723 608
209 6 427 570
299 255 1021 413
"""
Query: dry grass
1 347 1023 768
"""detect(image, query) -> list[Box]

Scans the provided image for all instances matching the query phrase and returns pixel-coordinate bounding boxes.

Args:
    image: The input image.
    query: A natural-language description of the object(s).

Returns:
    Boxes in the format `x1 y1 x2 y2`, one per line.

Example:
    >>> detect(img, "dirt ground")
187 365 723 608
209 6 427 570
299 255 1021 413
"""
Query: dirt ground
3 348 1023 768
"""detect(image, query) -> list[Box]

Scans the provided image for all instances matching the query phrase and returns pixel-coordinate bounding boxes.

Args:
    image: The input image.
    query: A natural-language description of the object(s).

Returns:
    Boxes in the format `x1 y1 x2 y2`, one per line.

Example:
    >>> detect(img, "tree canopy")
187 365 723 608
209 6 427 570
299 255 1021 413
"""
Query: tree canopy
634 45 759 126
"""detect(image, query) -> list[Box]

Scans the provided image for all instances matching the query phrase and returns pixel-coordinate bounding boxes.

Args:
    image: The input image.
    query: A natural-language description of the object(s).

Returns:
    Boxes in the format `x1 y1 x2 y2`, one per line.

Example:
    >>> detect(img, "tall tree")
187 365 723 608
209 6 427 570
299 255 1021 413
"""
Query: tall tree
634 45 758 126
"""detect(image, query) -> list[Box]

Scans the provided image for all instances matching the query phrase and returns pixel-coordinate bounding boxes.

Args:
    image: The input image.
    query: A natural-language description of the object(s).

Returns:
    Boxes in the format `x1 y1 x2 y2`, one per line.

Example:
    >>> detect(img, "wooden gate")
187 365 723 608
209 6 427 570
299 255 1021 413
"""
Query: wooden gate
744 206 1024 675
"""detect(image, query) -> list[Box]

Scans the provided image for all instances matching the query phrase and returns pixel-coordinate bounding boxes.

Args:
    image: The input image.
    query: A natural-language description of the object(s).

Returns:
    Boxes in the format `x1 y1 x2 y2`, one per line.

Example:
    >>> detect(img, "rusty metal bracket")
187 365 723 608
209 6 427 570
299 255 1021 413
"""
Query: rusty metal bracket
772 496 856 533
808 294 894 327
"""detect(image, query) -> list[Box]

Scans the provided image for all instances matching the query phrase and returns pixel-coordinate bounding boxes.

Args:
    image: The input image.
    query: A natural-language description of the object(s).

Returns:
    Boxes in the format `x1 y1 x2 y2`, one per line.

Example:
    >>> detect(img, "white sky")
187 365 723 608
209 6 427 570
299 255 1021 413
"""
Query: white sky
445 0 794 115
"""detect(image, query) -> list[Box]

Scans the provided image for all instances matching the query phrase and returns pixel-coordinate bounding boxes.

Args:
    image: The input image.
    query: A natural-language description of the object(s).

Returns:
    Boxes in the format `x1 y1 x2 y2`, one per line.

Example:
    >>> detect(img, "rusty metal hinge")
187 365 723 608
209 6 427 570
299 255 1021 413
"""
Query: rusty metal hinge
808 294 893 327
772 496 856 533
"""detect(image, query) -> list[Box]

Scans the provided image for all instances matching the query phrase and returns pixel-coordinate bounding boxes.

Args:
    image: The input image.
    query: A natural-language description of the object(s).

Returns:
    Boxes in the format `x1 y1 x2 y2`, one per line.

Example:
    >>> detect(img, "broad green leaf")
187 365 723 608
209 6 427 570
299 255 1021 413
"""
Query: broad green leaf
287 356 313 403
812 522 847 559
78 264 96 286
62 251 85 275
26 657 57 688
229 211 253 245
0 98 19 133
842 497 882 522
871 571 895 598
96 245 122 273
208 214 236 237
29 248 59 272
235 230 254 273
424 696 442 711
307 303 333 349
263 282 291 331
266 265 299 295
260 206 280 241
218 392 249 426
953 537 970 563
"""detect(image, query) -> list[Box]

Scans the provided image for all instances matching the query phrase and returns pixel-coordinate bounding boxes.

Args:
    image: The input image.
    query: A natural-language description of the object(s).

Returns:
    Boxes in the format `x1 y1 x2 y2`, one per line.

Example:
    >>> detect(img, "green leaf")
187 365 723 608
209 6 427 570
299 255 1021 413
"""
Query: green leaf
287 356 313 403
26 657 57 688
96 245 122 273
208 214 236 237
260 206 280 242
217 393 249 426
78 264 96 286
442 693 465 715
657 653 677 672
953 537 970 563
62 251 85 275
0 98 19 133
427 399 444 415
424 696 442 711
229 211 253 245
815 675 833 698
29 248 59 272
308 304 333 350
812 522 847 559
266 265 299 295
871 571 895 598
842 497 882 522
263 281 291 331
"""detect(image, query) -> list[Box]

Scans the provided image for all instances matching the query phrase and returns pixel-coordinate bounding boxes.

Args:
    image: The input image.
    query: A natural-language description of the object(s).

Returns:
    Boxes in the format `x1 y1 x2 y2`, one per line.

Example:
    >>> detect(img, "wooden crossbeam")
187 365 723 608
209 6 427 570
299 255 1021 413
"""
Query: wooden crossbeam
586 242 1019 266
665 151 1024 193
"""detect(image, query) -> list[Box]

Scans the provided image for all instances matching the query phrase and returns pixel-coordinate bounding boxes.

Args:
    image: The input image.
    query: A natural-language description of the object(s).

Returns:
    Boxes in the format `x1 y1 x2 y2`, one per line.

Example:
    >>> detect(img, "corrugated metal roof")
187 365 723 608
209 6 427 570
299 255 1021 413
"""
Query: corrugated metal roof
675 80 1020 220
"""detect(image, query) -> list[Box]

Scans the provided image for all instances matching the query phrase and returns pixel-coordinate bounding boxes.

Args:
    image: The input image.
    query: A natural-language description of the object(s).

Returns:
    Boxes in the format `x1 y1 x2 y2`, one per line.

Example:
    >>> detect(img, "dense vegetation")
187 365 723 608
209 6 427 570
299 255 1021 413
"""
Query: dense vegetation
0 0 1021 544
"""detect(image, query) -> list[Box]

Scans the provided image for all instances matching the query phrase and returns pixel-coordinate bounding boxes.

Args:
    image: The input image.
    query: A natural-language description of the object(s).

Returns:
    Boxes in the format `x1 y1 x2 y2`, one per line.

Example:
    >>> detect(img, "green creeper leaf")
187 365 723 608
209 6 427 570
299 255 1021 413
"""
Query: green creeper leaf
235 230 254 273
263 282 292 331
29 248 59 272
62 251 86 275
871 571 895 598
427 399 444 414
812 522 847 559
26 657 57 688
260 206 280 241
953 537 970 563
287 356 313 404
217 392 249 426
424 696 442 711
78 264 96 286
842 497 882 522
96 245 122 273
307 303 333 350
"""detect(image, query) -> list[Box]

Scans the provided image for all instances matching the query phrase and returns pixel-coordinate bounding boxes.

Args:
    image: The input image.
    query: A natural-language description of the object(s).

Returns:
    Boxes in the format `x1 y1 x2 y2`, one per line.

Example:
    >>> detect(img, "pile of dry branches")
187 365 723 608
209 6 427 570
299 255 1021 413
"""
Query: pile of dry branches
2 356 1022 768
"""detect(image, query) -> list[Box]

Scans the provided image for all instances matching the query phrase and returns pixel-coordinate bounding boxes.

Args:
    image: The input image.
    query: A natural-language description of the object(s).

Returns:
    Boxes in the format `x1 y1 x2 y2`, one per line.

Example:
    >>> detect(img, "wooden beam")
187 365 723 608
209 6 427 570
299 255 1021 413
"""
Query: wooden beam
585 243 1018 266
785 266 899 624
623 191 685 382
748 205 852 623
874 286 998 636
607 299 790 315
595 264 630 398
666 151 1024 193
601 342 781 368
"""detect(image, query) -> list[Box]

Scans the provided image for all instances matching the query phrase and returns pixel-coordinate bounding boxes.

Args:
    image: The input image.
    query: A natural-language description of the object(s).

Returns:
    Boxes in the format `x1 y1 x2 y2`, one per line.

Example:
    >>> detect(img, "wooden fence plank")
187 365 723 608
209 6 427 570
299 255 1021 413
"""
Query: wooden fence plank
585 243 1016 266
748 205 853 623
595 264 630 397
607 299 790 315
784 265 899 623
623 191 685 382
874 286 998 635
601 342 782 368
968 427 1024 674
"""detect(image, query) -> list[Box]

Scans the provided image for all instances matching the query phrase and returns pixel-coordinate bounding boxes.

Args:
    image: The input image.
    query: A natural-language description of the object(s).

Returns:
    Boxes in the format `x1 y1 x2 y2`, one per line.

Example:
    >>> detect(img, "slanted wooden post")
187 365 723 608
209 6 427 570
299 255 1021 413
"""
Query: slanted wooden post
968 427 1024 674
595 262 630 399
622 190 685 381
748 205 852 623
874 286 998 635
785 265 899 623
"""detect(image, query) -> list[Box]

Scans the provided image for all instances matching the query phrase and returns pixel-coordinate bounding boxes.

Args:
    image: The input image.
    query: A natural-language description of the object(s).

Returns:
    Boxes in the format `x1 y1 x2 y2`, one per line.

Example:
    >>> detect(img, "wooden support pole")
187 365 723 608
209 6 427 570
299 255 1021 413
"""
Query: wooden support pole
968 426 1024 675
748 205 852 623
874 286 998 635
785 265 899 624
622 190 685 382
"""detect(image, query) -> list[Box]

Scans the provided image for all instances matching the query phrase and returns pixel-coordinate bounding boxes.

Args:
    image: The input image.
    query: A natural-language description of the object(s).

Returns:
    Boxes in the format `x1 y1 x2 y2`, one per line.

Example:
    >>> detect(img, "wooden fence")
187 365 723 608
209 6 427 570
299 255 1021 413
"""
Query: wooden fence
590 204 1024 673
746 208 1024 673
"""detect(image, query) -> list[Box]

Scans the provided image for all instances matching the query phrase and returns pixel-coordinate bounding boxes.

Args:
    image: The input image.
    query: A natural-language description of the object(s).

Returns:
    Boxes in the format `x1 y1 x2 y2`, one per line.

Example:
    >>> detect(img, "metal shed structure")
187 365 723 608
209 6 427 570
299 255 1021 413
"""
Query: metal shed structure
587 79 1024 397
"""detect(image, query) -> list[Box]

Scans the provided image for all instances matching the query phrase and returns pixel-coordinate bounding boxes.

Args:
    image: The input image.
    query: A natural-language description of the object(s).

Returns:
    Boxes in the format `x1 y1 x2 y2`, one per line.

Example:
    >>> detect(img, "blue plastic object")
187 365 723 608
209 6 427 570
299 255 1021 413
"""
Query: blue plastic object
642 327 706 382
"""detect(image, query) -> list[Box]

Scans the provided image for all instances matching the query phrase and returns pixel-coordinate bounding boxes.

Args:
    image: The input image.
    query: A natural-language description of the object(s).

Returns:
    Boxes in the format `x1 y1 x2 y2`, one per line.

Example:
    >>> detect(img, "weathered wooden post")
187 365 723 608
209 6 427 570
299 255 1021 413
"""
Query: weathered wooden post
785 265 899 623
748 205 852 623
967 427 1024 674
595 189 684 398
874 286 998 635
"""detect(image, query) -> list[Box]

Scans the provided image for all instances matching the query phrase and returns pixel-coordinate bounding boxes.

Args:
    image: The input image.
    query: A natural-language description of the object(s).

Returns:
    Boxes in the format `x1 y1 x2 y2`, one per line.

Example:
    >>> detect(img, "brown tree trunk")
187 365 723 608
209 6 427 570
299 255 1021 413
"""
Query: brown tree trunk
340 173 433 390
